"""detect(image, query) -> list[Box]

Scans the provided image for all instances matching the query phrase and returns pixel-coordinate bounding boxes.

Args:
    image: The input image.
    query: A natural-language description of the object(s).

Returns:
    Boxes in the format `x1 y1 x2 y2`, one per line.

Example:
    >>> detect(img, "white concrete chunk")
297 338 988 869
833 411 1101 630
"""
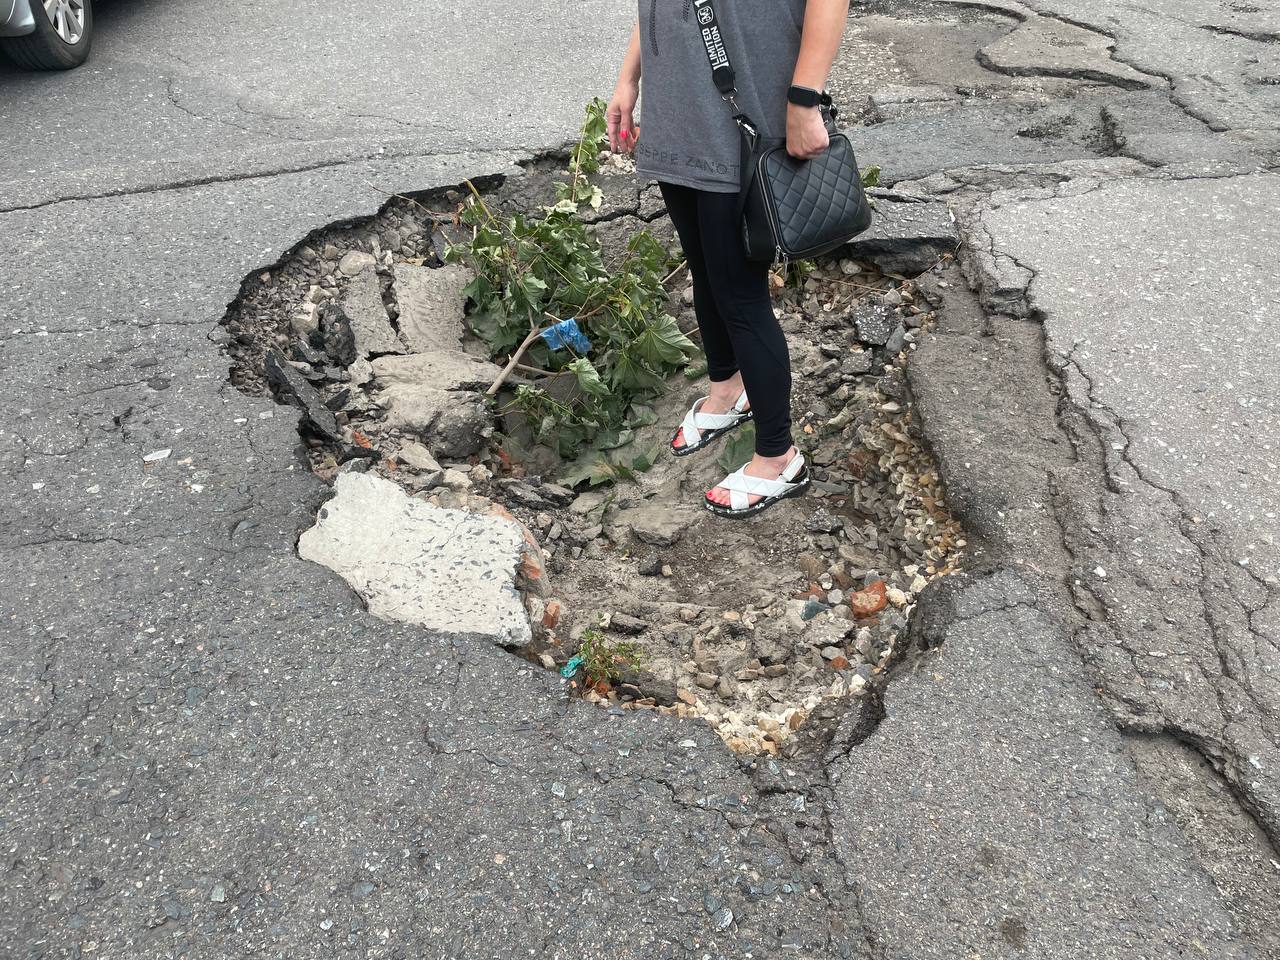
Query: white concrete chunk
393 263 473 353
370 352 498 456
371 351 496 394
298 472 531 646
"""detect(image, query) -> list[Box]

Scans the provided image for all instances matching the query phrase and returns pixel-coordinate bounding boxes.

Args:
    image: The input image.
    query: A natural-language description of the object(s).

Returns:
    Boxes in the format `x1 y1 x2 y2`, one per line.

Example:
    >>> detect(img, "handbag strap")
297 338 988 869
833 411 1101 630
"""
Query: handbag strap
691 0 739 104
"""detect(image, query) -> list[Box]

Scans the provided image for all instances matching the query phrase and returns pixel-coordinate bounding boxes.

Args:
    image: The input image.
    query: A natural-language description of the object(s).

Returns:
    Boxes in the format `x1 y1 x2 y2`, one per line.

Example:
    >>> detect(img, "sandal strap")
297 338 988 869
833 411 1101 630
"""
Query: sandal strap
720 453 805 512
679 391 750 447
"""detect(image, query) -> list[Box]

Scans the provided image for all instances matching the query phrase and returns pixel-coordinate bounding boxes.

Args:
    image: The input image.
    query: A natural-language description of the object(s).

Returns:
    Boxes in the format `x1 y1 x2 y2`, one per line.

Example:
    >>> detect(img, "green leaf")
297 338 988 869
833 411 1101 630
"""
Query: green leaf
467 308 519 355
631 314 696 368
547 196 580 215
627 404 658 428
683 359 708 380
559 453 617 489
861 165 881 188
609 351 667 394
462 273 497 308
567 357 610 397
628 442 663 473
594 426 634 451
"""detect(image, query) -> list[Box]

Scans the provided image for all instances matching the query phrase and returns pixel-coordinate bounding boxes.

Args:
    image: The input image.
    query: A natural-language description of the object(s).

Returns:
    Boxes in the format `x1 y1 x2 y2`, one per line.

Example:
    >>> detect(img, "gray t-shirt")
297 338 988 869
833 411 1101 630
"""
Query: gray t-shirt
635 0 807 193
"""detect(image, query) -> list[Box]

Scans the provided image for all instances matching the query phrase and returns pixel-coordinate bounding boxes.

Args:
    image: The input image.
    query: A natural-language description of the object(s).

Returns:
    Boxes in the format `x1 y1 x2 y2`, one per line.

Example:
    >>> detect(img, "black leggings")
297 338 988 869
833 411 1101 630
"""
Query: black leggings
659 181 793 458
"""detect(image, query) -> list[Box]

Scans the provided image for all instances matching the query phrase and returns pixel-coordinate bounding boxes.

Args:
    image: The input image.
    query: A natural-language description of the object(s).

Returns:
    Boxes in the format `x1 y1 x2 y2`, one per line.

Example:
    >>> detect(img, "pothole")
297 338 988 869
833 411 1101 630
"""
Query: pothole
220 151 967 757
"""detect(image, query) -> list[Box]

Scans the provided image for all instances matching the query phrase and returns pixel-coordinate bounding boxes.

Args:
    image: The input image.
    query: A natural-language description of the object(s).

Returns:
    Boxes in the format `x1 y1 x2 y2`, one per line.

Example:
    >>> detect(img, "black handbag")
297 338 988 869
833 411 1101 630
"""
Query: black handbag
692 0 874 263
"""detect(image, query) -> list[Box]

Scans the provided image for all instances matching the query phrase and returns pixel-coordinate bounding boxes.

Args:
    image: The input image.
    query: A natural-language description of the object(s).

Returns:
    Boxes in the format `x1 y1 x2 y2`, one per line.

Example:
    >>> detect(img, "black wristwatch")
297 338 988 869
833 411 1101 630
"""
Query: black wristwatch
787 84 826 108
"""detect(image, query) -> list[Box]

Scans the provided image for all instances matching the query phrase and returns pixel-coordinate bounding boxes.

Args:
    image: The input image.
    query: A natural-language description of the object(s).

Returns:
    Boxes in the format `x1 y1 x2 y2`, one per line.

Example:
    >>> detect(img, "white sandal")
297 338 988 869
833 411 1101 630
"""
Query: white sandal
705 451 810 519
671 391 752 458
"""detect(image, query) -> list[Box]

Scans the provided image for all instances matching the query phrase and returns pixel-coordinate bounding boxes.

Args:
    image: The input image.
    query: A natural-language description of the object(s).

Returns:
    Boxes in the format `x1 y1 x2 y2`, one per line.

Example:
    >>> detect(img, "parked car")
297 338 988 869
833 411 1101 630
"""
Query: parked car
1 0 92 70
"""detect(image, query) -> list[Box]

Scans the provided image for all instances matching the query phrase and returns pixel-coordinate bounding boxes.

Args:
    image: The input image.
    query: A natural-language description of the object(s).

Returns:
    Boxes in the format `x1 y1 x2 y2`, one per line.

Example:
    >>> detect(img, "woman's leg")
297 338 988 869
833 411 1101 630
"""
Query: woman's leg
658 183 746 440
692 190 794 458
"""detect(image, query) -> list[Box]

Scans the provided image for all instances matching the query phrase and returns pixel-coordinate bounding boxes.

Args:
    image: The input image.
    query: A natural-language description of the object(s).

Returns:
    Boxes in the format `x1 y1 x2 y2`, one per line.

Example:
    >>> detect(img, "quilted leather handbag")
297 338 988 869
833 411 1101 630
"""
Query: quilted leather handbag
692 0 874 263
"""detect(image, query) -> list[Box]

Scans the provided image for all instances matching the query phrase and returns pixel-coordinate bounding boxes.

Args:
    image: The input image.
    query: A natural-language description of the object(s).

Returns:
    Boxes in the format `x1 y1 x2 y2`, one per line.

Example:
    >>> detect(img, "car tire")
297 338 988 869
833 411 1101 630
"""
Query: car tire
1 0 93 70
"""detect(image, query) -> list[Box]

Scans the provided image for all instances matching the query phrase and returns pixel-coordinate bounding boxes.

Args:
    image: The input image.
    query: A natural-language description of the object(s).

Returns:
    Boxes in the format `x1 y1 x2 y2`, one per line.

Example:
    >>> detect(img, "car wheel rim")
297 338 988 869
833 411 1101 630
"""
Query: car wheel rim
43 0 85 45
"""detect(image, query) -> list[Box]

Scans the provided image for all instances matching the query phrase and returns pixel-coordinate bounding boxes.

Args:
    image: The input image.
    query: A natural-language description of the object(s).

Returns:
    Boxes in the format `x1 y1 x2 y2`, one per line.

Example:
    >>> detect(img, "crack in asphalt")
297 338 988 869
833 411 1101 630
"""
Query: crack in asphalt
1201 23 1280 45
1005 0 1274 139
0 148 519 216
948 0 1170 90
1026 296 1280 849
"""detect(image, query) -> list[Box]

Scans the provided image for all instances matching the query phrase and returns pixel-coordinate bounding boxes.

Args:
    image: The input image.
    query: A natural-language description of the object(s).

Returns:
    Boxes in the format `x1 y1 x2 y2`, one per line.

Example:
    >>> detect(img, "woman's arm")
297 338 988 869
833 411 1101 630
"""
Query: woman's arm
608 22 642 153
788 0 850 158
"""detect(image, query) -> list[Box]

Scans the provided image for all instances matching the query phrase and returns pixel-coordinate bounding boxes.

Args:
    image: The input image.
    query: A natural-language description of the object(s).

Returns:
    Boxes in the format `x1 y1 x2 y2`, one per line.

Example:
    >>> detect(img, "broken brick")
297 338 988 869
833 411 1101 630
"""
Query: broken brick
542 599 563 629
846 449 875 480
794 581 825 601
519 550 544 582
850 580 888 619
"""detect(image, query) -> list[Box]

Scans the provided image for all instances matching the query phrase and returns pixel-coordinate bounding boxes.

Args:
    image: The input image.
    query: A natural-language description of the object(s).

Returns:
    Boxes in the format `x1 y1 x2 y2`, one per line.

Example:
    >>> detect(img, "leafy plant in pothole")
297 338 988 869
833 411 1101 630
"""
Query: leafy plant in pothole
447 99 696 480
569 625 646 693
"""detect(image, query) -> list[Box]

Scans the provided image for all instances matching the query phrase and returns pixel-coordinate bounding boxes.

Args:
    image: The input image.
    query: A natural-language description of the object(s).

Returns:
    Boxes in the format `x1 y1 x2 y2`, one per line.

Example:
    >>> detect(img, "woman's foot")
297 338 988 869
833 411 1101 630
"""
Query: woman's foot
706 446 801 509
672 372 748 451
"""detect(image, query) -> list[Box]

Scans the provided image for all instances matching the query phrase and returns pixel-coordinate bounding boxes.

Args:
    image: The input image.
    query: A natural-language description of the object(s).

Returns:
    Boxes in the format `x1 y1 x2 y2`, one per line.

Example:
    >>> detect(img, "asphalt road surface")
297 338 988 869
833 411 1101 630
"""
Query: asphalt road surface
3 0 1279 957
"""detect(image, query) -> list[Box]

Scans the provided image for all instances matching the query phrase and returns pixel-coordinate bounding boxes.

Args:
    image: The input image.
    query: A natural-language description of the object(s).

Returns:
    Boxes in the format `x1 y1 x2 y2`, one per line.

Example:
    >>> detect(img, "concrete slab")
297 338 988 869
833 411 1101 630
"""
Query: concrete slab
340 266 404 357
299 472 530 647
370 352 497 457
392 262 472 354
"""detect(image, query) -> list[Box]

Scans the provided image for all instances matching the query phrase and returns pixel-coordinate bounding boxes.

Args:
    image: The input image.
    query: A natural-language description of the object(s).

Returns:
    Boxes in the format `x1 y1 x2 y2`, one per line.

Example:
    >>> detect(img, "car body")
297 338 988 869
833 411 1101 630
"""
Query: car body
1 0 40 38
1 0 93 69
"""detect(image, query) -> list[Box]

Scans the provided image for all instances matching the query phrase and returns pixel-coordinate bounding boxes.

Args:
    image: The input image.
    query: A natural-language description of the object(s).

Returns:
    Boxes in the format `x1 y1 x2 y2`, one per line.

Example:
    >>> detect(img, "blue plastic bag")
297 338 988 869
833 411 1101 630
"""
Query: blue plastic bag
559 654 585 679
541 317 591 354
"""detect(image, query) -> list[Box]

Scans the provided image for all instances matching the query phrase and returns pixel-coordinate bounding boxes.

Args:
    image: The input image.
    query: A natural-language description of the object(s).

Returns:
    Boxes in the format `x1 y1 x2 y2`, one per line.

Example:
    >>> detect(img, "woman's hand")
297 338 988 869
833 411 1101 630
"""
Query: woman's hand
786 103 829 159
607 79 640 153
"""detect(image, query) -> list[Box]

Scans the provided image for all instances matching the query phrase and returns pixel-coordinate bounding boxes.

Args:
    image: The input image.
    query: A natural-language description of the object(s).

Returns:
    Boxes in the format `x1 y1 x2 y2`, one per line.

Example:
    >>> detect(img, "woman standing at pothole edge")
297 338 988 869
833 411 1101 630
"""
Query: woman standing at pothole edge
608 0 849 518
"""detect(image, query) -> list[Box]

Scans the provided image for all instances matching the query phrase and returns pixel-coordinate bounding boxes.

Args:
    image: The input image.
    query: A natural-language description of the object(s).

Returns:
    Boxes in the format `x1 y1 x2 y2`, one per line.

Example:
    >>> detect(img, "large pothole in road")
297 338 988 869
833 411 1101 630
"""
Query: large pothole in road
221 153 966 756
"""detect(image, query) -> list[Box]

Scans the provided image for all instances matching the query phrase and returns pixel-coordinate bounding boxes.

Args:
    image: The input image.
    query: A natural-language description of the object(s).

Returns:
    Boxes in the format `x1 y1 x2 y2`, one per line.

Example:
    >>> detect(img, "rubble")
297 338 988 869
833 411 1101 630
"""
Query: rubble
223 158 964 756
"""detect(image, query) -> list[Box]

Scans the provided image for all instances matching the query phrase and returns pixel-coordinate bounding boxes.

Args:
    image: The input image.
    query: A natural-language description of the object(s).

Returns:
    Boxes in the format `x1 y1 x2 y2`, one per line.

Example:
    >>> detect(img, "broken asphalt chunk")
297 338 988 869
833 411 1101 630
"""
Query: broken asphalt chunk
264 349 342 441
298 472 532 647
844 191 958 275
392 262 472 354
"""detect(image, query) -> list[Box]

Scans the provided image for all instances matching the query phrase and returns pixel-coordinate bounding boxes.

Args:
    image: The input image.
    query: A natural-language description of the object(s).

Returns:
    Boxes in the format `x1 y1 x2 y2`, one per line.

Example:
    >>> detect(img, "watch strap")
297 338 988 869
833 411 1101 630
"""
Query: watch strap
788 85 828 108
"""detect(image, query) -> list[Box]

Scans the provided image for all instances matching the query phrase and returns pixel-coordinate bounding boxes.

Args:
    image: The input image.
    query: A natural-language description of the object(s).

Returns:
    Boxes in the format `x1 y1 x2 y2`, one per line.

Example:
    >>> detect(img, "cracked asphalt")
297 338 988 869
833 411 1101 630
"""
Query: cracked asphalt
3 0 1280 957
